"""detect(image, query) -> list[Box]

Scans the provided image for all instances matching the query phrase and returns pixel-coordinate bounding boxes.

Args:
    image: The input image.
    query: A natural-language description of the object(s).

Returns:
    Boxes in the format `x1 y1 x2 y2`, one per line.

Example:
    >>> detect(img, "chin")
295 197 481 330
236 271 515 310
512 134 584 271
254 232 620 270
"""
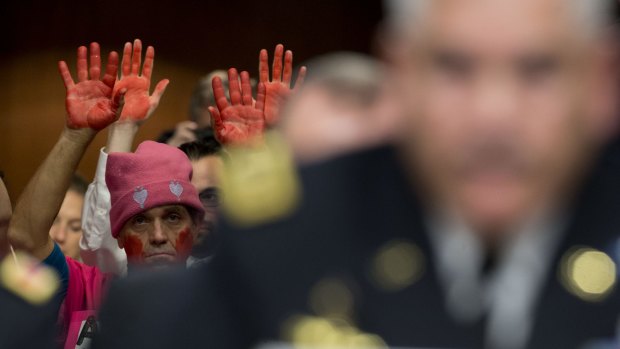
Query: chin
457 182 534 238
143 254 180 267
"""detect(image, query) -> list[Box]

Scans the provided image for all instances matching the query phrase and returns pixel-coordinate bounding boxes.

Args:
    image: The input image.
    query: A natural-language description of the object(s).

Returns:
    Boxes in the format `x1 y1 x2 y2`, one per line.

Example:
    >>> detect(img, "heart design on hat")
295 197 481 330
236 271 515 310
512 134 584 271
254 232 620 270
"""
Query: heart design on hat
169 181 183 200
133 186 148 209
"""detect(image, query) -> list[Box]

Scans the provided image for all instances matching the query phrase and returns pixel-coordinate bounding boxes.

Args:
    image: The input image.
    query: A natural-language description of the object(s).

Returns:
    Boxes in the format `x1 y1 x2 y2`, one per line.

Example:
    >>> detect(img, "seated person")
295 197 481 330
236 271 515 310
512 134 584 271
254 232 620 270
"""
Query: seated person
81 44 304 274
0 173 58 348
49 174 88 261
158 70 228 147
7 40 203 348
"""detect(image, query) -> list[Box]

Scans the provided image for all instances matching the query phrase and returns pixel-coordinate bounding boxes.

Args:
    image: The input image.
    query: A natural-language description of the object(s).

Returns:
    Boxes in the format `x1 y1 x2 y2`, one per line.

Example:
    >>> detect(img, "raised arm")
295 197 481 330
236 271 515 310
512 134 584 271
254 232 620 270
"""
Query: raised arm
8 42 124 260
208 68 267 145
108 38 169 152
80 39 168 274
259 44 306 125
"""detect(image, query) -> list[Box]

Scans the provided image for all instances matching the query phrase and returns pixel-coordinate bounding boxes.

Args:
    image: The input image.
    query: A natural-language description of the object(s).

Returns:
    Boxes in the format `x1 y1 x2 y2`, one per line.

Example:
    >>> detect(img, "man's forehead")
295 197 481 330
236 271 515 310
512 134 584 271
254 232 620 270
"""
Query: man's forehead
398 0 599 54
140 205 188 215
400 0 600 38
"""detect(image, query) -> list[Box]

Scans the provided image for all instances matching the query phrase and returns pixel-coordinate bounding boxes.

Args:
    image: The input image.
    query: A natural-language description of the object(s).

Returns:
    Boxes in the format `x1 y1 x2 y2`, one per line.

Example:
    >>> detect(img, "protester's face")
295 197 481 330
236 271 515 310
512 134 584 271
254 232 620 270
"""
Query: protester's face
191 155 222 244
0 179 11 255
391 0 617 236
118 205 196 267
49 190 83 259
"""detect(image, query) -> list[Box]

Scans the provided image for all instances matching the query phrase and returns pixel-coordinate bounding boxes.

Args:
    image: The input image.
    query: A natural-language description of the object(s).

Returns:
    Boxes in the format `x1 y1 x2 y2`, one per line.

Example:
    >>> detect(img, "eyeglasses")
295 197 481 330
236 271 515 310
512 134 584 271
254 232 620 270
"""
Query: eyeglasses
199 188 220 208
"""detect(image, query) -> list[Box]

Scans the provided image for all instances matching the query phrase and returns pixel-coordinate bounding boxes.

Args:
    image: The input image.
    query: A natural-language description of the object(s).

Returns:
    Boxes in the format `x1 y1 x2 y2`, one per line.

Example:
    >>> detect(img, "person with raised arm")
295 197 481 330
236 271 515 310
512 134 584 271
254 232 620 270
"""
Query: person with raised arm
80 39 168 275
210 44 306 145
7 40 205 348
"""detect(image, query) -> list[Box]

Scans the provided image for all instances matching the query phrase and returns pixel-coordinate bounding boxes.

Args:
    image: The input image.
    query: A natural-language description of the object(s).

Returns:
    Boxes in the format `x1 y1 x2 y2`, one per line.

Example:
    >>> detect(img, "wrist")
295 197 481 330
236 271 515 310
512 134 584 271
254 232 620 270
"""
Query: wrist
110 121 139 135
106 121 139 153
61 127 96 145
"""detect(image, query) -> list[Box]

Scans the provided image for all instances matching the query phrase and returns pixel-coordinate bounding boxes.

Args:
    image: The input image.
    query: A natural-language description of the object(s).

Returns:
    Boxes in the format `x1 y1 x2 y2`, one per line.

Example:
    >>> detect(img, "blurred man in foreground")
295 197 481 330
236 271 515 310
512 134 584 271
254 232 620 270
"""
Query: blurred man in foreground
96 1 620 348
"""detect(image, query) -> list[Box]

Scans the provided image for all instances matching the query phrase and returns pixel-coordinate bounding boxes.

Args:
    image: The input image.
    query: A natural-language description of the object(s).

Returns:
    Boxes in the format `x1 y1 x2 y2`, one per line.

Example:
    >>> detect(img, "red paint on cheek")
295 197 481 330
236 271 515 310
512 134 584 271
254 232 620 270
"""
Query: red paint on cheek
123 235 144 263
175 228 194 260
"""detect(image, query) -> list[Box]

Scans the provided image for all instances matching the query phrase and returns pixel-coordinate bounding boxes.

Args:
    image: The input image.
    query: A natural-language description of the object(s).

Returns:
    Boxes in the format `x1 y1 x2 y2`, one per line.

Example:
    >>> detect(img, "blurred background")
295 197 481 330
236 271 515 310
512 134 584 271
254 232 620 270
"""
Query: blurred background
0 0 383 201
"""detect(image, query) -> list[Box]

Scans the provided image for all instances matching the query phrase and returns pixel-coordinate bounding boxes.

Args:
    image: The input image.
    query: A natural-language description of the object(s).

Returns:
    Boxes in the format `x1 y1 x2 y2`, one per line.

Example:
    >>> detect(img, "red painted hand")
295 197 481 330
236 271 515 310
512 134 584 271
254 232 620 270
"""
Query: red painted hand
209 68 267 145
112 39 169 123
259 44 306 125
58 43 124 130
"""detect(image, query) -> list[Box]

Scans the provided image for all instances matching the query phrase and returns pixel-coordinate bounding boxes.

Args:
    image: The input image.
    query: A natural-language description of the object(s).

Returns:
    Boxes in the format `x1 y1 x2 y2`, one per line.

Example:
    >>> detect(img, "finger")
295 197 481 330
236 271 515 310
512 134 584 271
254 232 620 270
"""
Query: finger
89 42 101 80
77 46 88 82
142 46 155 81
178 121 198 131
282 50 293 85
150 79 169 106
58 61 75 89
121 42 132 77
272 44 284 81
240 71 253 106
112 88 127 120
131 39 142 75
293 66 307 91
228 68 242 106
102 51 119 89
212 76 229 111
255 82 266 112
259 49 269 82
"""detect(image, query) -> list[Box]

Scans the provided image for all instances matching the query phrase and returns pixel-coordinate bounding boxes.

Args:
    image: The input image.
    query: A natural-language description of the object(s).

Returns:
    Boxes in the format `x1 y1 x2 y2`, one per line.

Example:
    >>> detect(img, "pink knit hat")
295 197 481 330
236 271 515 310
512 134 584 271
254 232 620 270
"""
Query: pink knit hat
106 141 205 238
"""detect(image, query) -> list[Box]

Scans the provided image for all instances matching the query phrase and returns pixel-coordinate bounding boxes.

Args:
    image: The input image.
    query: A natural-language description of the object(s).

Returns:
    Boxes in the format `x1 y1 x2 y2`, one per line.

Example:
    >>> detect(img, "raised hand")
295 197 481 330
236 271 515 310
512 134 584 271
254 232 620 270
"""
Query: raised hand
208 68 266 145
59 42 123 131
259 44 306 125
112 39 169 123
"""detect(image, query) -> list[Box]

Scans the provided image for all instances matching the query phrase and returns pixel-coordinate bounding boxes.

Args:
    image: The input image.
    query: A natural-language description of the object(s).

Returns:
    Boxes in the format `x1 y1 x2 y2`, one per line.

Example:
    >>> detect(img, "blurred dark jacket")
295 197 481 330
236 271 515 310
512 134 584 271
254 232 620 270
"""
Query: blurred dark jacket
94 139 620 349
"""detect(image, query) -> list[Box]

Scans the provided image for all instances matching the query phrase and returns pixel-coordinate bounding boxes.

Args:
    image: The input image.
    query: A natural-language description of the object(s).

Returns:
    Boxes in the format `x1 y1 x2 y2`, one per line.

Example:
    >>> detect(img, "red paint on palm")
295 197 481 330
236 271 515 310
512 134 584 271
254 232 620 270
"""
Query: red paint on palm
174 228 194 260
58 43 123 130
209 69 267 145
64 81 116 130
259 44 306 125
112 39 169 123
123 235 144 263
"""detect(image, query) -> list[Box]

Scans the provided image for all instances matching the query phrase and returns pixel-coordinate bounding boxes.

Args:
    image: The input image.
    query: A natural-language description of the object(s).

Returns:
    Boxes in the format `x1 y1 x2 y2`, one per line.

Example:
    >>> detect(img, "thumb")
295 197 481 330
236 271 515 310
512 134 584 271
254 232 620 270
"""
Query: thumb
208 106 223 130
150 79 170 107
113 88 127 119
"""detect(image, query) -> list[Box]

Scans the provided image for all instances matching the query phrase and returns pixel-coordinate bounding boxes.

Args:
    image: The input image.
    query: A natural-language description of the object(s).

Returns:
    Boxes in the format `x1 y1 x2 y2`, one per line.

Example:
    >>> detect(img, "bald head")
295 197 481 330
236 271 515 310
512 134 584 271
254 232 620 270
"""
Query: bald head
385 0 613 38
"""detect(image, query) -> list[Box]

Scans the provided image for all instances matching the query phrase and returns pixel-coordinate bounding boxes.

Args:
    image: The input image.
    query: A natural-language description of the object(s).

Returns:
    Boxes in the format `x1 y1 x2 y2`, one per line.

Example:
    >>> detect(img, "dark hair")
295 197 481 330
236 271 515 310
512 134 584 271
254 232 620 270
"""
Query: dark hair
69 173 88 195
178 137 222 161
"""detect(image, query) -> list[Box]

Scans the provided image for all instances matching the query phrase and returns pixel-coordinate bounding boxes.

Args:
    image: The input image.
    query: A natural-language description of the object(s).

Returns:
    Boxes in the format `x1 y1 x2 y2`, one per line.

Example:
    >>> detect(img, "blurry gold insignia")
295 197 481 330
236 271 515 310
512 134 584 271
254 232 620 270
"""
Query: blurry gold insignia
309 277 355 321
220 131 300 227
1 248 60 305
281 314 387 348
370 240 424 292
559 246 616 302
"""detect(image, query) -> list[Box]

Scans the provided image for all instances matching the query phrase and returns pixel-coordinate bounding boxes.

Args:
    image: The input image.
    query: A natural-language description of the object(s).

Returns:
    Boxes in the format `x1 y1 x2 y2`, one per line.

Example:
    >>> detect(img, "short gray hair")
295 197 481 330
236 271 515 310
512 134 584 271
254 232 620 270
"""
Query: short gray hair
383 0 613 36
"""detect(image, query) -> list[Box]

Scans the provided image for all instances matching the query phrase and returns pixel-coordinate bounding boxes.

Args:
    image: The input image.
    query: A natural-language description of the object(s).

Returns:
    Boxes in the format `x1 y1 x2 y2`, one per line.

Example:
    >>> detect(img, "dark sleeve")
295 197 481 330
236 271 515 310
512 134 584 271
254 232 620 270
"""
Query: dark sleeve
156 129 174 144
42 243 69 301
94 261 252 349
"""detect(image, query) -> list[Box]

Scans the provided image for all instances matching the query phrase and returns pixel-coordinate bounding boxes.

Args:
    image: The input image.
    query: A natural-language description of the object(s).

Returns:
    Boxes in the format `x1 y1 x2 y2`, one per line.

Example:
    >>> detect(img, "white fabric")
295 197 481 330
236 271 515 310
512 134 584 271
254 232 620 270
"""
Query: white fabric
79 148 128 276
427 209 565 349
